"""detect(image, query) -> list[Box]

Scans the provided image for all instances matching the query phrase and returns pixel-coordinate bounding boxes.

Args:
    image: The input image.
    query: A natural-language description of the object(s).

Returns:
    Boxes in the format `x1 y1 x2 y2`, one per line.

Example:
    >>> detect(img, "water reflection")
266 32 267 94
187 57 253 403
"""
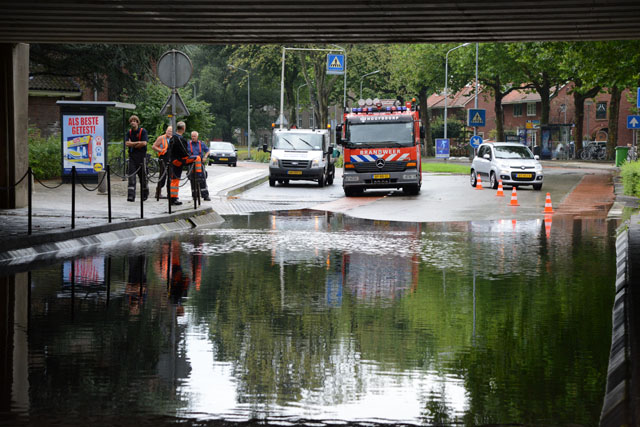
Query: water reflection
0 212 616 425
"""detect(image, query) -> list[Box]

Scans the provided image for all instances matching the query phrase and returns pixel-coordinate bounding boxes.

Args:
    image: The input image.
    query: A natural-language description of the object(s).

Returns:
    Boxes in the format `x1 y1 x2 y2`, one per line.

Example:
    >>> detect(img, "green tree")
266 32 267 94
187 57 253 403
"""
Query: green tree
456 43 532 142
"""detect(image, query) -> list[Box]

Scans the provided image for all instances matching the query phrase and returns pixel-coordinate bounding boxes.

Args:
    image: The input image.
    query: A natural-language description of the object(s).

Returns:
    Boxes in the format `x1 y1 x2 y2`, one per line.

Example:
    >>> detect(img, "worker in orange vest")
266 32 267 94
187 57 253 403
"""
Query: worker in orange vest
168 121 202 206
151 125 172 200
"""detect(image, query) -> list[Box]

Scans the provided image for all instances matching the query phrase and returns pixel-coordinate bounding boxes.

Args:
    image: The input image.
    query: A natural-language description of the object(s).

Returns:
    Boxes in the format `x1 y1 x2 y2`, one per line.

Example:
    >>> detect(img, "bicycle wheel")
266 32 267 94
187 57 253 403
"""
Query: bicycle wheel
109 157 126 177
146 158 159 178
580 148 590 160
597 148 607 160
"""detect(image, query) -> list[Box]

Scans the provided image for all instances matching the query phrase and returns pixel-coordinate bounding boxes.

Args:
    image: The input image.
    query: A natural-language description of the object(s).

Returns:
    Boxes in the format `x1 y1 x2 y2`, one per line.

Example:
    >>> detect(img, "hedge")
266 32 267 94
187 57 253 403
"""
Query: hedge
28 127 61 180
621 160 640 197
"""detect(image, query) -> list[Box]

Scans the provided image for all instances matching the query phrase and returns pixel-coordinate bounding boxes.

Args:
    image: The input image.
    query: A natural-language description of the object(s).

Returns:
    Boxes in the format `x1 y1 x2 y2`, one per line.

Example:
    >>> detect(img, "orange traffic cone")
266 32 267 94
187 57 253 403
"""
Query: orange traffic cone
496 179 504 197
543 192 554 213
476 173 483 190
509 186 520 206
544 214 552 238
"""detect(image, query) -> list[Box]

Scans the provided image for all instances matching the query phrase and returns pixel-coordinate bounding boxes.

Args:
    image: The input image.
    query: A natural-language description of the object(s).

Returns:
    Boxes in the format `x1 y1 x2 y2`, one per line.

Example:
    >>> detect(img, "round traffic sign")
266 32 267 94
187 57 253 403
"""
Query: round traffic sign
470 135 483 148
157 50 193 88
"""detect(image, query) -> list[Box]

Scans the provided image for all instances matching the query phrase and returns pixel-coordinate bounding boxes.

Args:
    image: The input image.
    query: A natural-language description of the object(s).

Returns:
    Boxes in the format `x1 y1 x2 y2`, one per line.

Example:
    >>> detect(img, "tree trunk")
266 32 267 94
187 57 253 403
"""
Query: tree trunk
607 85 621 160
491 83 505 142
418 87 432 156
538 73 551 126
573 92 585 153
572 83 600 153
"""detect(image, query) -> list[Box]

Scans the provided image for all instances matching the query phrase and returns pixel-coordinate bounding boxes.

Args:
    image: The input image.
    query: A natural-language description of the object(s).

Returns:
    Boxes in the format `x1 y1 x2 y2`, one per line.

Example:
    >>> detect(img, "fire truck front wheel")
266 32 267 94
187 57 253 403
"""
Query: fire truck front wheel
344 186 363 197
403 184 421 196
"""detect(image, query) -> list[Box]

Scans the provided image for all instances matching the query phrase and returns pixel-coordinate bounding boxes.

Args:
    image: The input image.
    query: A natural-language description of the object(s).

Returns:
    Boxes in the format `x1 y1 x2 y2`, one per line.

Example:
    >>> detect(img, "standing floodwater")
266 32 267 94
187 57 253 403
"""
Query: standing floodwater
1 212 616 425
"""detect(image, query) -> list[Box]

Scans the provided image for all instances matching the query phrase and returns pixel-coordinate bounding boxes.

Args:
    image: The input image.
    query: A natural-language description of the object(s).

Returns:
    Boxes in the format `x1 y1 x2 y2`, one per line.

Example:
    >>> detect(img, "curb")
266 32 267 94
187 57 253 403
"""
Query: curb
1 207 222 257
600 216 640 426
222 173 269 197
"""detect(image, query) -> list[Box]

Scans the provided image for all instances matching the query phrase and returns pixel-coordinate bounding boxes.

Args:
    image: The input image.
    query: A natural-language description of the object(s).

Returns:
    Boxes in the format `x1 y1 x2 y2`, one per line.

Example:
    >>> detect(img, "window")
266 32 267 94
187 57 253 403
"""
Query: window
596 102 607 120
308 114 315 128
526 102 536 116
513 104 522 117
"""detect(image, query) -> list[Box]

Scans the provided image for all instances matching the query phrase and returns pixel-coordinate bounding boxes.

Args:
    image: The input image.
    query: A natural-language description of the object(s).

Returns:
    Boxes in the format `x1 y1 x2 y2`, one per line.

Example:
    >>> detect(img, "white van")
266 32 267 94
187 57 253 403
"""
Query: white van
263 128 337 187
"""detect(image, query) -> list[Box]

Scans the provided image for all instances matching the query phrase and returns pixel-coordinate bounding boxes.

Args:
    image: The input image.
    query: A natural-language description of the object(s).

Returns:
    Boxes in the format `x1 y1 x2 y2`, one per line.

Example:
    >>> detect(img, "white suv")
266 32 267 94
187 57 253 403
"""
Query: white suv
471 142 544 190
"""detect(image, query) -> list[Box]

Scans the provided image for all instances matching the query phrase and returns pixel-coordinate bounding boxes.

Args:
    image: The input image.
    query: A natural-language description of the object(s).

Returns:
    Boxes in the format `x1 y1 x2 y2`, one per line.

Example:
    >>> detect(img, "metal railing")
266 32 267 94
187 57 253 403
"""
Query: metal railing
1 160 202 236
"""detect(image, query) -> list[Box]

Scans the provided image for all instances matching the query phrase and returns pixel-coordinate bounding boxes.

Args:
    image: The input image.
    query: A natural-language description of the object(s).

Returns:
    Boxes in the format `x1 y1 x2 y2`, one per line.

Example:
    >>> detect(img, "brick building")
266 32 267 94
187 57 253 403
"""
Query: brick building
428 83 637 157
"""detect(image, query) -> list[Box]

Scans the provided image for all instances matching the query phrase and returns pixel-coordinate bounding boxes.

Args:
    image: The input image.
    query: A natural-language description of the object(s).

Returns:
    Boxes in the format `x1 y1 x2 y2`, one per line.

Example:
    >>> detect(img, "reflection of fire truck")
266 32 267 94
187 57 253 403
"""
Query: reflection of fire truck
341 218 421 301
337 98 423 197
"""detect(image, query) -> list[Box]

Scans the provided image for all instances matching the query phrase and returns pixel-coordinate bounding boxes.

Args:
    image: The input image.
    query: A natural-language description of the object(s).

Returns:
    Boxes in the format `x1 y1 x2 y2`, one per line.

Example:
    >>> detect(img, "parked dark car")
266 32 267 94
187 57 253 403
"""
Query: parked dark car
208 141 237 167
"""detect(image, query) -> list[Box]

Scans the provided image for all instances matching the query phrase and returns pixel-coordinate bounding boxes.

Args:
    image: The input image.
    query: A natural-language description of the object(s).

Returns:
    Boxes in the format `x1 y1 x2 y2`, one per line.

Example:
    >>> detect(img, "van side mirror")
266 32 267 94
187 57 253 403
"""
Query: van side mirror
483 154 490 160
420 126 425 139
262 143 270 153
534 154 540 160
335 124 343 145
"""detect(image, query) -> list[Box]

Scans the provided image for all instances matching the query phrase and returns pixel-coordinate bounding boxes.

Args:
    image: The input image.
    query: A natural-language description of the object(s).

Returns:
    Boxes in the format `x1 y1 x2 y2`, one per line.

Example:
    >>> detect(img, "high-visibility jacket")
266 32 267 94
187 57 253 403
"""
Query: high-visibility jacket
157 134 169 156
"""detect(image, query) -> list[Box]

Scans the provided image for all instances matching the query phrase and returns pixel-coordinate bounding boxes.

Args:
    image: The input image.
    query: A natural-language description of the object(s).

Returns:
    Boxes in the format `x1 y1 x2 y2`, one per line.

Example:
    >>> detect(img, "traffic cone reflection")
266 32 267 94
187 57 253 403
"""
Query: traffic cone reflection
512 219 517 231
544 214 552 238
496 179 504 197
476 173 483 190
509 186 520 206
543 192 554 213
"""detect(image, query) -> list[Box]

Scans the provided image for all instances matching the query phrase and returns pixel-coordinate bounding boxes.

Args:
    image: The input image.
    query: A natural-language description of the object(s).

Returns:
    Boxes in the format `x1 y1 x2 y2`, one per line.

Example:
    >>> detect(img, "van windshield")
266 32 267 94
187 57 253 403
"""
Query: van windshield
273 133 323 150
494 145 534 159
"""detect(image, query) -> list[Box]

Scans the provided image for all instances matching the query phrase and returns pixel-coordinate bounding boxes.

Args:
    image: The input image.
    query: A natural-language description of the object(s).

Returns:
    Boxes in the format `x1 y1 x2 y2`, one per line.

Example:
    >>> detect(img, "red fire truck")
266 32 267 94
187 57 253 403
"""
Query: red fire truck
337 98 423 197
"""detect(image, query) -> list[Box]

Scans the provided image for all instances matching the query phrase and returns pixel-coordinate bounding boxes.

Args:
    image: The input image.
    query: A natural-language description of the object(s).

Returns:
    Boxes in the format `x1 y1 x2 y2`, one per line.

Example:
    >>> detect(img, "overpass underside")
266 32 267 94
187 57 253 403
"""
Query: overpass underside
2 1 640 207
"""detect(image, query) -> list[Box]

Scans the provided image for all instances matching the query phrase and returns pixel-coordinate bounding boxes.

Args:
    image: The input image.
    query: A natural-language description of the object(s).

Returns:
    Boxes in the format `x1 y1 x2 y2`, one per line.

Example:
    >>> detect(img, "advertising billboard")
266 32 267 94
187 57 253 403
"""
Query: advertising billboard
62 114 106 176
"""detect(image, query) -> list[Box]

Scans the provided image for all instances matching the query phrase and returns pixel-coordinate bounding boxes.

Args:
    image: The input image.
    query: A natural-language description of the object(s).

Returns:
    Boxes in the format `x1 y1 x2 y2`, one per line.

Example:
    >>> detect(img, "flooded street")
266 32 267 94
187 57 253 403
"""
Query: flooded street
1 212 617 425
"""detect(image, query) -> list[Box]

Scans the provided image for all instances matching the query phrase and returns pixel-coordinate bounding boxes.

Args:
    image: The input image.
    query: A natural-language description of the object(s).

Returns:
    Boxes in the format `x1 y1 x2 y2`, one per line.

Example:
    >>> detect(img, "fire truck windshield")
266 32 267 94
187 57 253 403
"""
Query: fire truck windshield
347 122 413 147
273 133 323 150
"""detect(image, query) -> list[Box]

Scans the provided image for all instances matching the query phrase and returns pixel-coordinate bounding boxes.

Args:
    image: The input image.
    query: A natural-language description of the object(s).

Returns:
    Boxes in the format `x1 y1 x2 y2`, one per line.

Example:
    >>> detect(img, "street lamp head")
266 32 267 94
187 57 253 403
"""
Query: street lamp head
462 42 471 47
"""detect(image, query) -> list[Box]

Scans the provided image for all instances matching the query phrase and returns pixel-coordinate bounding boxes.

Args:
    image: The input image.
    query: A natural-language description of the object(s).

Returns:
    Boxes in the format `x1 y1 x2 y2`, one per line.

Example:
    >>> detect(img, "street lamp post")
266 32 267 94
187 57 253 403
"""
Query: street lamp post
444 43 470 141
359 70 380 100
228 64 251 159
296 83 307 128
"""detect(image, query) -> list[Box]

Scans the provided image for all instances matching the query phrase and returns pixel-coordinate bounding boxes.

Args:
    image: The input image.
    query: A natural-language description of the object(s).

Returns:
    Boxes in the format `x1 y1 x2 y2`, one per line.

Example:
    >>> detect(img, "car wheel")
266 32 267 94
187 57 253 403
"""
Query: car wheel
228 163 232 167
490 171 498 189
327 170 334 186
269 178 276 187
318 171 325 187
470 170 477 187
233 163 237 167
533 183 543 191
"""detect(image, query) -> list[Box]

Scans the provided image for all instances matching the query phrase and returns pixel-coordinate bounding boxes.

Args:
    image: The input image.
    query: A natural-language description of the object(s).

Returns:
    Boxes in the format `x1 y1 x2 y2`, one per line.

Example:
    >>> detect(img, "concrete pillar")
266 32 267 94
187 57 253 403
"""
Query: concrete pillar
0 272 29 414
0 43 29 209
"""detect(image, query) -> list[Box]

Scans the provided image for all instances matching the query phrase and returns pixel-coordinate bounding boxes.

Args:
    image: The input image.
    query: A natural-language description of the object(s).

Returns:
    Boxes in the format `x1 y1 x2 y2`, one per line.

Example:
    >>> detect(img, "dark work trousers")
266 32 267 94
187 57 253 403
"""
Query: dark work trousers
190 166 209 199
127 155 149 201
155 154 169 198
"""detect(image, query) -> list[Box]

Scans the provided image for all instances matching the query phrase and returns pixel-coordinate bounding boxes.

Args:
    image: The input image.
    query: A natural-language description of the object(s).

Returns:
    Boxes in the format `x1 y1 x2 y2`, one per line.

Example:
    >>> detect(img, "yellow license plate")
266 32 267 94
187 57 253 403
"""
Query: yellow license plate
288 170 302 175
516 173 532 178
219 158 228 161
373 174 390 179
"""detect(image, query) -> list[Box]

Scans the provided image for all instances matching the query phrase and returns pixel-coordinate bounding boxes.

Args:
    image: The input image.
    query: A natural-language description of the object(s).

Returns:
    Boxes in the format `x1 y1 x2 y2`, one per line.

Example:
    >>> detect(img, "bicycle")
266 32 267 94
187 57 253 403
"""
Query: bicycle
580 143 607 160
627 145 638 163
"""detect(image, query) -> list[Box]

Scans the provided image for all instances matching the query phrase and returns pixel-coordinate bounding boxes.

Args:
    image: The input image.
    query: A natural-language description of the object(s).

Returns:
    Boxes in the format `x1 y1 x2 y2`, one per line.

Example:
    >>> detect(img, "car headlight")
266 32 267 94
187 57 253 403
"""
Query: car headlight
535 164 542 170
270 156 279 166
312 159 324 168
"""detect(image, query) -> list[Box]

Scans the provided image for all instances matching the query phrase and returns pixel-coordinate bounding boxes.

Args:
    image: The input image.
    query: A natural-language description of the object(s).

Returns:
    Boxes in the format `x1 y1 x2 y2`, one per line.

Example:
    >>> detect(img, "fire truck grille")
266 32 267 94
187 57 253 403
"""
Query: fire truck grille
354 162 406 173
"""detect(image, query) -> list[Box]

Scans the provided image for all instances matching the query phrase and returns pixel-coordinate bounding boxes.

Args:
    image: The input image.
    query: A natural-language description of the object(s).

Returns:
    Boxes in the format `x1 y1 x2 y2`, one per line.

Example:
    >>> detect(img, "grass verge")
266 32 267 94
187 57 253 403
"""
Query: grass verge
421 162 470 174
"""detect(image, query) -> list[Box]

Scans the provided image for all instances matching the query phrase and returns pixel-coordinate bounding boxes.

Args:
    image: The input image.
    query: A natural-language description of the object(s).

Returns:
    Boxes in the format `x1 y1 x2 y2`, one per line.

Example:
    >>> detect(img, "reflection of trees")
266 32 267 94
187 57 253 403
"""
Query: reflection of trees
194 218 614 425
27 255 189 417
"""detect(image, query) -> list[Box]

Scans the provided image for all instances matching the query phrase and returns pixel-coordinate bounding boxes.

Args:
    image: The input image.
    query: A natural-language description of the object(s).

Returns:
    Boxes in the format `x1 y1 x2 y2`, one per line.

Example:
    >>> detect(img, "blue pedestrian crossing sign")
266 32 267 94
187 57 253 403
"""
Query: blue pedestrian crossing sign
470 135 483 148
326 54 345 75
467 109 486 127
628 115 640 129
435 138 450 158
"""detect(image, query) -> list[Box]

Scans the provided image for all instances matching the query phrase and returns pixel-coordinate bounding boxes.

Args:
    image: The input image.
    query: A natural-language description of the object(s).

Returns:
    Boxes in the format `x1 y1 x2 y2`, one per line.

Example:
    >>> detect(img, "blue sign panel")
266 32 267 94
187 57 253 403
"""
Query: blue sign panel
326 54 345 75
467 109 486 127
628 115 640 129
637 87 640 109
470 135 483 148
435 138 450 158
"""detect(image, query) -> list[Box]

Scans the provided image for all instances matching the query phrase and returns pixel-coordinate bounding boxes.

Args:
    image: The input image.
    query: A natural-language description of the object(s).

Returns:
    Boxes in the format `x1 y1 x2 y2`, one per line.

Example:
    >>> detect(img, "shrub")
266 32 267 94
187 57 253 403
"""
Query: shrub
29 127 61 180
620 160 640 197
